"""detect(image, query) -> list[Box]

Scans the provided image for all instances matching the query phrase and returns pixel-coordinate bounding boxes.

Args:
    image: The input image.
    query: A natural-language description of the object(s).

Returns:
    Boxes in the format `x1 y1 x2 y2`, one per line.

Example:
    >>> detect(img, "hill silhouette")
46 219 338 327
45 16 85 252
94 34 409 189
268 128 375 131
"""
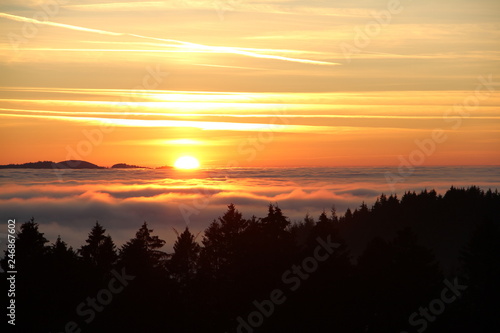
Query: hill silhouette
156 165 174 169
0 160 55 169
111 163 150 169
0 160 103 169
54 160 104 169
0 160 167 169
1 186 498 332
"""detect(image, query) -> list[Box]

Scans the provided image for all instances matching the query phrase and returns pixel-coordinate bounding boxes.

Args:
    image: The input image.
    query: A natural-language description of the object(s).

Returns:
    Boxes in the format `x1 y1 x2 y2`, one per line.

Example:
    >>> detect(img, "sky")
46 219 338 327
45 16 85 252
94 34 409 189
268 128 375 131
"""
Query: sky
0 0 499 167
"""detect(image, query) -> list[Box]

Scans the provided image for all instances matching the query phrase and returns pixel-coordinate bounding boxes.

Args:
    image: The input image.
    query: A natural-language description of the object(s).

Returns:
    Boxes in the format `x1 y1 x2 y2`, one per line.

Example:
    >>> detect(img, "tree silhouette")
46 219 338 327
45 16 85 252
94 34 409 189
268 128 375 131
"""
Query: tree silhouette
1 218 49 273
199 203 248 280
119 221 167 276
457 218 500 330
104 222 169 333
50 235 77 259
259 203 290 240
167 227 200 285
358 227 442 332
315 210 336 237
1 186 498 332
249 203 293 268
289 213 315 251
47 235 80 277
43 235 85 331
79 221 117 274
0 218 52 331
343 207 353 222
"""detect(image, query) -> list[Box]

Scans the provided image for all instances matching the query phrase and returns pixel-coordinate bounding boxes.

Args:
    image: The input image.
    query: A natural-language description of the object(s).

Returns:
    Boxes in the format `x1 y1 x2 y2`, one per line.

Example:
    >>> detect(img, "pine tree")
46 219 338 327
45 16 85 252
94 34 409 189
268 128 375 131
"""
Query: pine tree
119 222 167 275
168 227 200 284
358 228 442 332
48 235 78 269
459 218 500 330
199 204 248 278
44 235 82 330
345 207 353 220
79 221 117 273
1 218 49 273
0 219 51 331
290 213 315 251
260 203 290 239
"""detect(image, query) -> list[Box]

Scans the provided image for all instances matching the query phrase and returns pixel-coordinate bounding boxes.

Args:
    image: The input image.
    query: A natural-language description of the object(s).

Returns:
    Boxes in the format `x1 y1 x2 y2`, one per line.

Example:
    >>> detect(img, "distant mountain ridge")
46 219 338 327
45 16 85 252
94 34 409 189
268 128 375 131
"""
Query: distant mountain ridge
0 160 165 169
0 160 104 169
111 163 150 169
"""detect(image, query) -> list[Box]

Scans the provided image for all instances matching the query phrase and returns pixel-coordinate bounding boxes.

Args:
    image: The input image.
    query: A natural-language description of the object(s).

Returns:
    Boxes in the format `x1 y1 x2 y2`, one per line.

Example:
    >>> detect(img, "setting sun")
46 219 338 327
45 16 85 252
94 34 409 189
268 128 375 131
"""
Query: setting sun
174 156 200 170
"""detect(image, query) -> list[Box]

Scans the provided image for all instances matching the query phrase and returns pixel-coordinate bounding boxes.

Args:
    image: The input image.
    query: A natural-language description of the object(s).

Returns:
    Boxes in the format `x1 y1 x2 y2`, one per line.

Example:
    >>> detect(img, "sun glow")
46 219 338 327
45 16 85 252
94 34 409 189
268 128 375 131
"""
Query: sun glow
174 156 200 170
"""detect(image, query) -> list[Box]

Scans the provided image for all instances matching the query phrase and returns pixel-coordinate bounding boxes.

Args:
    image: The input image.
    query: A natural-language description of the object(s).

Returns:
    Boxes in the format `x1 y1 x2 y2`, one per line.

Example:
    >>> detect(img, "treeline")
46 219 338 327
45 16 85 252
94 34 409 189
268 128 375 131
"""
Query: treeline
1 186 499 332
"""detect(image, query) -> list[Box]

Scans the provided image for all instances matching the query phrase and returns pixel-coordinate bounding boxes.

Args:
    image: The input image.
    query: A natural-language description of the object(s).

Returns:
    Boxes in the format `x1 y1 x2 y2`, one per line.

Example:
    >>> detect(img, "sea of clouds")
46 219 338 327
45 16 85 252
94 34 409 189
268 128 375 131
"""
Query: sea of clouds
1 166 499 251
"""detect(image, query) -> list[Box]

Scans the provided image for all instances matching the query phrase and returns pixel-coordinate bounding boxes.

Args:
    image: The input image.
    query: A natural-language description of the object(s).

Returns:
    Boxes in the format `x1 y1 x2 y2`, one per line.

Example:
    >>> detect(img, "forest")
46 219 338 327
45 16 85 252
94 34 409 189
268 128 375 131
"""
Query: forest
1 186 499 332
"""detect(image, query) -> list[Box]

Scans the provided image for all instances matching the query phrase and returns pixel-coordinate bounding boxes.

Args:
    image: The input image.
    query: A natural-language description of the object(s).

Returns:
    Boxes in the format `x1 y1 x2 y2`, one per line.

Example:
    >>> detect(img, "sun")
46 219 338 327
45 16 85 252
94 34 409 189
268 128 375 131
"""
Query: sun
174 156 200 170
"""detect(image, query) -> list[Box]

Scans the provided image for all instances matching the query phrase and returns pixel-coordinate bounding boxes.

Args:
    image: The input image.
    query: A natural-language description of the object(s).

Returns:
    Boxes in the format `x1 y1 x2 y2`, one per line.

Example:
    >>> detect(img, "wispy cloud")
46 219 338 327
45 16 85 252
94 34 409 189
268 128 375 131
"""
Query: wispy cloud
0 12 122 36
63 1 374 18
0 12 339 66
3 107 500 121
1 111 346 134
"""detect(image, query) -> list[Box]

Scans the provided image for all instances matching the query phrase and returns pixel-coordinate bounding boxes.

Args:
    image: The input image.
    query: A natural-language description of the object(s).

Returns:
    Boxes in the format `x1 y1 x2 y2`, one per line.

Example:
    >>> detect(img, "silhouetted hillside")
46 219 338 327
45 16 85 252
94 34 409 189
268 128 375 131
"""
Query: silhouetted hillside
111 163 149 169
54 160 104 169
1 186 498 333
0 160 104 169
156 165 174 169
337 186 500 273
0 160 55 169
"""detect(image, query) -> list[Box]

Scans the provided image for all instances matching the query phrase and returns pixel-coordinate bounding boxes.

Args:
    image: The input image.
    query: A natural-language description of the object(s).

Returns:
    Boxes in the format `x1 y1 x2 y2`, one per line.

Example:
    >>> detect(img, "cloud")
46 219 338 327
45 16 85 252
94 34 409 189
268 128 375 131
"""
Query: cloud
0 12 122 36
0 12 339 66
1 167 499 252
0 176 382 249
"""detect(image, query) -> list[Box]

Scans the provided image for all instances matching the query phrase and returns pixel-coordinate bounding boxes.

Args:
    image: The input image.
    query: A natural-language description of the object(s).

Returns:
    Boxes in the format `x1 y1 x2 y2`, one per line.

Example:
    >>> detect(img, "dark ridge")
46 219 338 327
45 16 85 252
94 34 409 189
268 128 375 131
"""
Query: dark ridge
0 161 55 169
156 165 174 169
0 186 499 332
111 163 150 169
0 160 164 169
54 160 104 169
0 160 103 169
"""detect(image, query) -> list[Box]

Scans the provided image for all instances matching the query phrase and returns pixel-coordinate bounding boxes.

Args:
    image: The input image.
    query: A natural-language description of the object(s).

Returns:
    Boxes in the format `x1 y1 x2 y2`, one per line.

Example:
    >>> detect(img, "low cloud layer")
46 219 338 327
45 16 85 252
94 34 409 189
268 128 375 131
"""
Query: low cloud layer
1 167 498 251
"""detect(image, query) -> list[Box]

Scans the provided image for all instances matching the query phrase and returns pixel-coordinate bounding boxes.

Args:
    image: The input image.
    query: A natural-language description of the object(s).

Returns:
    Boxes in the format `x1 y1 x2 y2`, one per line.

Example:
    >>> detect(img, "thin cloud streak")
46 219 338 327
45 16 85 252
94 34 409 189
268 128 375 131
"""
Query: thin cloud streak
64 1 375 18
3 107 500 120
0 12 122 36
1 112 341 133
0 12 339 66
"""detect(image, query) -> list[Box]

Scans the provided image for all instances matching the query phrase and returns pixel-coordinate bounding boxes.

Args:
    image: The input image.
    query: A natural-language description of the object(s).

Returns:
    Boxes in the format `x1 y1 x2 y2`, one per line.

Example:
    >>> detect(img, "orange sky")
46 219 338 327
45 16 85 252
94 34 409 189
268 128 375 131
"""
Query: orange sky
1 0 499 167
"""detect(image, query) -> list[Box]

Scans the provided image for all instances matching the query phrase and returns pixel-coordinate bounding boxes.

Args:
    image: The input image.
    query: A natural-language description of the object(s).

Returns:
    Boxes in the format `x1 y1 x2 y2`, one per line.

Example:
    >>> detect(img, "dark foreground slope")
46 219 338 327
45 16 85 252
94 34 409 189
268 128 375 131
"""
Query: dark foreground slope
1 186 499 333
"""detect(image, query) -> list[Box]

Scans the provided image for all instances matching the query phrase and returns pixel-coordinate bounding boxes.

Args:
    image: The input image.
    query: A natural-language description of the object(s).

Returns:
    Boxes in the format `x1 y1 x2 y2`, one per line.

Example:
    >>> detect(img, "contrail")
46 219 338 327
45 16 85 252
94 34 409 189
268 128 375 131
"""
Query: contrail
126 33 338 66
0 12 339 66
0 12 121 36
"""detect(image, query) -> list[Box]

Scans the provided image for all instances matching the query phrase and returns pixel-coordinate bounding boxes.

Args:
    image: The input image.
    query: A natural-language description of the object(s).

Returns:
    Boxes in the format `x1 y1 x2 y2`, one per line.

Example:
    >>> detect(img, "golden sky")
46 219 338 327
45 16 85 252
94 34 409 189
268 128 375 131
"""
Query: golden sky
1 0 499 167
